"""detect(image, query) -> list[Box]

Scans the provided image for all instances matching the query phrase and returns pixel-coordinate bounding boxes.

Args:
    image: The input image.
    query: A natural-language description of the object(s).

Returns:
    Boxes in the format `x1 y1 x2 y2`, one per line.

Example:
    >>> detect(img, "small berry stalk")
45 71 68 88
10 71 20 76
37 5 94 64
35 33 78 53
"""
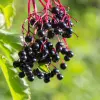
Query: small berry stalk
13 0 77 83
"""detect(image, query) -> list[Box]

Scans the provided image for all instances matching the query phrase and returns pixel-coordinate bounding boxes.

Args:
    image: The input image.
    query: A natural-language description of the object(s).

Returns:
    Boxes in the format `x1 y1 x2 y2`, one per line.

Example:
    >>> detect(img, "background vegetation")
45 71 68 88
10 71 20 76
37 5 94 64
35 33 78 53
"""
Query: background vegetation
0 0 99 100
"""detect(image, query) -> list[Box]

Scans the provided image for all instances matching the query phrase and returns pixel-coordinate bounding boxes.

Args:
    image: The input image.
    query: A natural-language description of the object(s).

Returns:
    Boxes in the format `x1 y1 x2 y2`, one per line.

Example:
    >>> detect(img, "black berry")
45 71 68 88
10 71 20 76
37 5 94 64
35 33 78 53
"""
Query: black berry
57 74 63 80
60 63 67 70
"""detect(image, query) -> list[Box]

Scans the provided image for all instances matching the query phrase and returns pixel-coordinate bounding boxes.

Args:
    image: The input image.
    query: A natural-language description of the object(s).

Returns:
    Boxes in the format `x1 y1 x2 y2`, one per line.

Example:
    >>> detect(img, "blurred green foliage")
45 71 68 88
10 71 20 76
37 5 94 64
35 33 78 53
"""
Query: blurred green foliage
0 0 100 100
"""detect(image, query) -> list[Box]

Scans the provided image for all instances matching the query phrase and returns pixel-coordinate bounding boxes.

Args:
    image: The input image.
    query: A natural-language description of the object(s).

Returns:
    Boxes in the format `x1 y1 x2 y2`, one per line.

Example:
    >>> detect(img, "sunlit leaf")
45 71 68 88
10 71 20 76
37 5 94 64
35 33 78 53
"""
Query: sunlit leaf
0 59 31 100
0 30 31 100
3 4 15 28
0 29 21 50
0 0 13 7
39 64 50 73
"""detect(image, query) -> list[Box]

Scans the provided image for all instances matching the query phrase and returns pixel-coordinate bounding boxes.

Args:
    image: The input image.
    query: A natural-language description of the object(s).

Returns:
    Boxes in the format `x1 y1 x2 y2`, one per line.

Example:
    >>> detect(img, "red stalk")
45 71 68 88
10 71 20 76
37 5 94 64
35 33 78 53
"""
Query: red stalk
32 0 37 14
28 0 31 34
39 0 46 7
62 38 70 50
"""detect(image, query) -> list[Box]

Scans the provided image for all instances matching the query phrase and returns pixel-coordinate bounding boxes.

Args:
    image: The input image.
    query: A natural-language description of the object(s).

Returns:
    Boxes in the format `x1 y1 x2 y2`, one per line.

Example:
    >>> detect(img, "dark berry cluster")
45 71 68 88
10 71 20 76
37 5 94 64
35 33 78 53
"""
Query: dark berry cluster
13 0 77 83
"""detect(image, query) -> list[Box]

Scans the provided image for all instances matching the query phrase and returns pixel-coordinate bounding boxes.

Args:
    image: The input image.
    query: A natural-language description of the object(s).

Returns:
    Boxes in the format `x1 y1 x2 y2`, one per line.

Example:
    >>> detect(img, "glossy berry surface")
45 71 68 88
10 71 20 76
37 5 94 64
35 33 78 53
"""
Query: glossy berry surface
13 61 20 68
44 78 50 83
47 30 55 39
51 7 59 14
18 51 26 57
60 63 67 70
61 48 68 55
64 55 70 61
38 30 45 37
30 18 35 25
27 76 34 81
57 74 63 80
19 72 25 78
43 23 52 30
66 51 74 58
25 36 32 43
32 43 39 50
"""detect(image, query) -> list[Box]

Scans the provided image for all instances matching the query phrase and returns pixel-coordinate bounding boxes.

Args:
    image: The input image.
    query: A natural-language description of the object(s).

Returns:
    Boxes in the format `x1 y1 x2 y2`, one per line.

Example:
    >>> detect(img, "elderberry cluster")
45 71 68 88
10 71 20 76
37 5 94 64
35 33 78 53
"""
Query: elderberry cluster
13 0 77 83
30 6 73 39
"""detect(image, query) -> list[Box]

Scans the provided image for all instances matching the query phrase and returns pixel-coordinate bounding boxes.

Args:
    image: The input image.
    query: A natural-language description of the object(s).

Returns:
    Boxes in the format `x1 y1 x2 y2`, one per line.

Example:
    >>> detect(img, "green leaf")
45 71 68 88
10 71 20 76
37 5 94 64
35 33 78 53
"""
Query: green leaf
0 59 31 100
39 64 50 73
3 4 15 29
0 30 31 100
0 29 21 50
0 0 13 7
0 42 12 63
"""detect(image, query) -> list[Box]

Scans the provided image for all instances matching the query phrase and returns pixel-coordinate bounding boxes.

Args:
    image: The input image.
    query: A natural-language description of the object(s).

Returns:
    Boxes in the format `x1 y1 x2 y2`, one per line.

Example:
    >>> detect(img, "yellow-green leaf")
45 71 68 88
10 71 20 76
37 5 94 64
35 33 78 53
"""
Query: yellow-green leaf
39 64 50 73
0 0 13 7
0 59 31 100
3 4 15 28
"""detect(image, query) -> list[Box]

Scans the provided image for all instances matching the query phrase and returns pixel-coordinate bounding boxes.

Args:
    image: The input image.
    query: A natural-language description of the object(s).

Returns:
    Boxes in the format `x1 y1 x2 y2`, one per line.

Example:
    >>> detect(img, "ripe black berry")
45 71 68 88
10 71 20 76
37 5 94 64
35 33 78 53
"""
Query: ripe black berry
60 63 67 70
30 18 36 25
56 14 63 20
62 33 72 38
51 7 59 14
58 22 67 29
37 72 44 79
46 42 53 49
32 43 39 50
56 42 64 52
56 46 62 52
44 74 50 83
65 28 73 34
49 49 55 56
32 57 37 62
18 51 26 57
19 72 25 78
36 39 43 45
43 23 52 30
36 23 42 31
20 56 27 62
47 30 55 39
66 51 74 58
50 71 55 77
27 76 34 81
13 61 20 68
27 51 34 56
24 46 32 52
61 48 68 55
25 71 33 77
52 53 60 62
25 36 32 42
57 74 63 80
56 42 64 47
54 28 62 35
44 78 50 83
38 30 45 37
64 55 70 61
52 21 58 28
22 66 31 72
53 68 60 74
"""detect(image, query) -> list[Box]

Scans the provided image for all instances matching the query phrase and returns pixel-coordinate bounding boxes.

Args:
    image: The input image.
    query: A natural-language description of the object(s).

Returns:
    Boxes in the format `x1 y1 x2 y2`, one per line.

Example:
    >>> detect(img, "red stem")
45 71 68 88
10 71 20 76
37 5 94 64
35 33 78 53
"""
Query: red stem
57 0 61 5
32 0 37 14
62 38 70 50
28 0 31 35
39 0 46 7
52 0 59 5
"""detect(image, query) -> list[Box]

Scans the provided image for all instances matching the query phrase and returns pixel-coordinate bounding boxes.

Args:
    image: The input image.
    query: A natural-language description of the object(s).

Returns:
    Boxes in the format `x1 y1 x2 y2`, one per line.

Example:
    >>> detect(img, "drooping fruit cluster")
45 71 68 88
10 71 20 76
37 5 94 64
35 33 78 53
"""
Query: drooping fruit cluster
13 0 78 83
